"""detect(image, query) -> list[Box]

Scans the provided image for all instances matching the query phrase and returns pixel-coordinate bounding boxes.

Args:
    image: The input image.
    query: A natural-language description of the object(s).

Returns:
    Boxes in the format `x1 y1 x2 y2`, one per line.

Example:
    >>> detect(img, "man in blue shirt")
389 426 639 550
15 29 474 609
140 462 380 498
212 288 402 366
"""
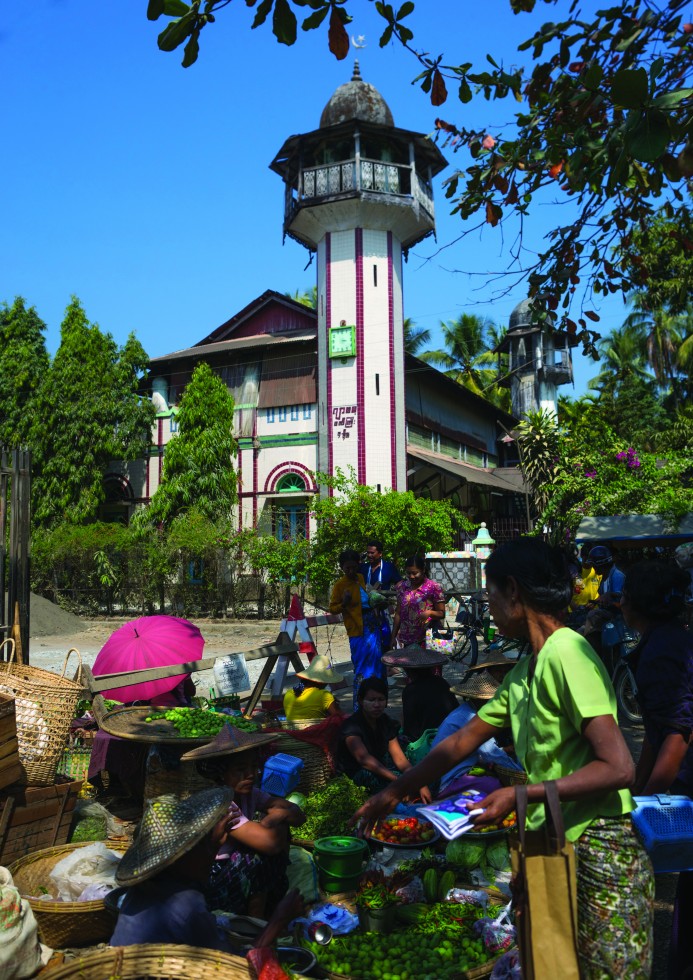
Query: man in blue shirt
360 540 401 650
360 540 402 590
582 545 626 644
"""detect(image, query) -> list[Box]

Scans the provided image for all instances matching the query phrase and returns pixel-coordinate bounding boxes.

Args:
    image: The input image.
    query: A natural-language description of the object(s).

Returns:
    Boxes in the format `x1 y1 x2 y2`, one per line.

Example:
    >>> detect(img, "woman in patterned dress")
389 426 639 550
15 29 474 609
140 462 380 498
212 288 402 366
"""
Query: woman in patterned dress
391 555 446 649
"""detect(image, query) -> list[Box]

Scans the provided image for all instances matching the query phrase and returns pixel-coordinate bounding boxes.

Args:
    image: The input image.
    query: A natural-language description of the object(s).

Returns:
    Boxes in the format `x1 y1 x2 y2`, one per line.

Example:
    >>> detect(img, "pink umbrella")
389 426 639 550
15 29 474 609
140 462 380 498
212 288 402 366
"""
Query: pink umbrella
92 615 204 703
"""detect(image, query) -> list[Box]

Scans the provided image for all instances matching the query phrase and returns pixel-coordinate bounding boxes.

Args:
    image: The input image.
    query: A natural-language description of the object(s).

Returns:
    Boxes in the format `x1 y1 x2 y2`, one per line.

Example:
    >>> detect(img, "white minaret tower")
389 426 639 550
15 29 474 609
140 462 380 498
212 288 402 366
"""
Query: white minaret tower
495 298 577 418
270 63 446 492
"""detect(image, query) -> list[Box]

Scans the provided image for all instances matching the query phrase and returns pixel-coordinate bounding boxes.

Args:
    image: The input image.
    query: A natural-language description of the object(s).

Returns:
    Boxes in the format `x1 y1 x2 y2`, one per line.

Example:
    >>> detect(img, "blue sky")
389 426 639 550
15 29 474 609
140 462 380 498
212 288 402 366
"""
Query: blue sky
3 0 632 396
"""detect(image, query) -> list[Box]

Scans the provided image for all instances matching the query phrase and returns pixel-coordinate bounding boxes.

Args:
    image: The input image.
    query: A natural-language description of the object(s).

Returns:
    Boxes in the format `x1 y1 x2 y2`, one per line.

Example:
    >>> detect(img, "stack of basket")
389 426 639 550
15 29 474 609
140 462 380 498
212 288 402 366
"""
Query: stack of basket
0 644 85 865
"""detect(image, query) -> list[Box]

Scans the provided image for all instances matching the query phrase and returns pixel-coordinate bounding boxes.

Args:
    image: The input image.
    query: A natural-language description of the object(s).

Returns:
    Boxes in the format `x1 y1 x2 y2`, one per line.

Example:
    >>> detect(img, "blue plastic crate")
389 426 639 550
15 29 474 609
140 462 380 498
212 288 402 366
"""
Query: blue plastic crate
632 795 693 873
261 753 304 797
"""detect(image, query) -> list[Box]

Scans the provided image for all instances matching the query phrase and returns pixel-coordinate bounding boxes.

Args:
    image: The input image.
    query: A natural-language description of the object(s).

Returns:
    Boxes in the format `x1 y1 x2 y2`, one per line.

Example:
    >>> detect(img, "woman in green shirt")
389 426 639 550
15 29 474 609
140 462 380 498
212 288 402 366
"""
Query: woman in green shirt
353 538 653 978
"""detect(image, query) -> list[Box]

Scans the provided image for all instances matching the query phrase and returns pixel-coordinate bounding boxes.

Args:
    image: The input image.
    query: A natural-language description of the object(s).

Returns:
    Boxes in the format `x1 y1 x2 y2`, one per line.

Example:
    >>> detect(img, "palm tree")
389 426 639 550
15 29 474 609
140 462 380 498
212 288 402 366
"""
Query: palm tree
285 286 317 310
623 292 689 400
586 324 652 399
558 393 597 426
403 317 432 356
422 313 497 395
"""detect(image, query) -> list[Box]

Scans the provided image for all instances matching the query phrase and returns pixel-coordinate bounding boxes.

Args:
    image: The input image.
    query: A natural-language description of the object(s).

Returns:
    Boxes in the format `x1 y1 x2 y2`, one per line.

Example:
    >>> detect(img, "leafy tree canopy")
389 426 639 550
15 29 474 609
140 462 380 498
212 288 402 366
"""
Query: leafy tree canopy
307 468 473 592
0 297 49 448
146 0 693 357
141 361 238 526
516 407 693 543
30 298 155 529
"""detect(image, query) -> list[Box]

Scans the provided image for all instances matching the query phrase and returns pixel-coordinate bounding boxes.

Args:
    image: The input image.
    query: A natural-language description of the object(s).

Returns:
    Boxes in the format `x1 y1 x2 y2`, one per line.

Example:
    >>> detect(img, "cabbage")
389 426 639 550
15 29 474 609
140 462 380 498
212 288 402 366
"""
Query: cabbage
446 839 486 870
485 839 510 871
286 792 307 808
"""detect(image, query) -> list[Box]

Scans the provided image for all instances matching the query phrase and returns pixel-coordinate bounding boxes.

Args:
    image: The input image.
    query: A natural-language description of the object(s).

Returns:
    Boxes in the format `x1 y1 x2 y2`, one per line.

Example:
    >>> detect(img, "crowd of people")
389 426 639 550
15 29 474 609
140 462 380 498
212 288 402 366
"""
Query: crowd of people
103 534 693 980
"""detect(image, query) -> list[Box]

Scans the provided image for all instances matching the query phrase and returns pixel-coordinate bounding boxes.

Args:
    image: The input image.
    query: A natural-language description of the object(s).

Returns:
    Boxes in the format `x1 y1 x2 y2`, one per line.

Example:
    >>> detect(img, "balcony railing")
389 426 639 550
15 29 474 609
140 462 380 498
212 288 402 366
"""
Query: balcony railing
296 157 434 218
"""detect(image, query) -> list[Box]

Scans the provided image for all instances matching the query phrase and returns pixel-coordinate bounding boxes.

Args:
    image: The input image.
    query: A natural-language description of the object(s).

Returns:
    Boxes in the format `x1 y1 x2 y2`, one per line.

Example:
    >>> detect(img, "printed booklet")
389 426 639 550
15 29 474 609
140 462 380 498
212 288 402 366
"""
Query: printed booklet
418 790 486 840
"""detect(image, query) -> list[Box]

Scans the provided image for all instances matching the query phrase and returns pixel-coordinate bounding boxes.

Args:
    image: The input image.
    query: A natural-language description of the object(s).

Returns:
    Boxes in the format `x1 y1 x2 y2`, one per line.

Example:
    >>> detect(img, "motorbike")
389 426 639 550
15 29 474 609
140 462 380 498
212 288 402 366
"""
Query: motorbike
602 615 641 724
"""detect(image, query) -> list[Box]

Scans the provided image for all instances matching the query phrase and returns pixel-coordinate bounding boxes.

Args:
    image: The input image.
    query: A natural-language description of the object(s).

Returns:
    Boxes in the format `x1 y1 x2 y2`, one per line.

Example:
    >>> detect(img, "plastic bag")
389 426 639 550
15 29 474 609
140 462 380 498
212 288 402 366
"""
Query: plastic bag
394 876 425 904
473 904 516 955
0 867 52 979
490 949 522 979
293 902 359 937
287 845 320 904
447 888 489 908
72 799 123 838
49 842 122 902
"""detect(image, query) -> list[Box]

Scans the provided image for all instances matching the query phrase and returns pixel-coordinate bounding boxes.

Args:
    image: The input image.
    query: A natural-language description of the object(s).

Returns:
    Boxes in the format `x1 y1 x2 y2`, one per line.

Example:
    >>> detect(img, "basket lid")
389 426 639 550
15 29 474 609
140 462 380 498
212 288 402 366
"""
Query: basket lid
314 835 367 855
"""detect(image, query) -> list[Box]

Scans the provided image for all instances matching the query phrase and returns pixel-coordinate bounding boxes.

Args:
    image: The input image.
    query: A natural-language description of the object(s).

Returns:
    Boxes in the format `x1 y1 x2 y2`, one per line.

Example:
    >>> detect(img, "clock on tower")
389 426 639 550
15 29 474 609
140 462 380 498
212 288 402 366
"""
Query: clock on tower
328 324 357 358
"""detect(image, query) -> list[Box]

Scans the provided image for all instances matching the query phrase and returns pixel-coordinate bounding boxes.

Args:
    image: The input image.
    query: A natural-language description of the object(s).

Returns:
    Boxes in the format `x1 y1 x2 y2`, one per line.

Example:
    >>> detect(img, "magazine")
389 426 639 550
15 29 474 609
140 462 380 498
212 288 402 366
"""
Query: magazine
418 790 486 840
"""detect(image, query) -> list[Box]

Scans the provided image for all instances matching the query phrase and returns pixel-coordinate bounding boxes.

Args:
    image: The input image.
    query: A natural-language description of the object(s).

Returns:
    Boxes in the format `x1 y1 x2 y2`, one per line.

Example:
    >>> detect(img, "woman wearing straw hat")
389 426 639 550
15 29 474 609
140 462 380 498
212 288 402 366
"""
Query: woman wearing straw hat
433 652 522 794
180 723 305 918
111 786 304 951
381 645 457 743
283 654 343 722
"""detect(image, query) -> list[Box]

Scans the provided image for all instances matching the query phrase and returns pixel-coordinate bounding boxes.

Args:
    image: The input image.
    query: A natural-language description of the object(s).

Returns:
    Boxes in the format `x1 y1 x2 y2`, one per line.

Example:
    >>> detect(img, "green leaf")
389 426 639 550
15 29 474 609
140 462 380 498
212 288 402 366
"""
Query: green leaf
611 68 649 109
458 79 472 103
625 109 671 162
252 0 274 29
272 0 297 44
163 0 190 14
584 63 603 90
158 11 197 51
181 28 200 67
396 1 415 18
652 88 693 109
147 0 166 21
379 24 393 46
302 6 329 30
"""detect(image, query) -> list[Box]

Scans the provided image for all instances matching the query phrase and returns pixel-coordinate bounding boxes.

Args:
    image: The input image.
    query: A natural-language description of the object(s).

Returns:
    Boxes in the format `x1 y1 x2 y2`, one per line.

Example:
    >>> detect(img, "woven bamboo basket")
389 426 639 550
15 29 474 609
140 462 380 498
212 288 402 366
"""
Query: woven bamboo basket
0 645 84 786
9 840 129 948
39 945 254 979
493 763 528 787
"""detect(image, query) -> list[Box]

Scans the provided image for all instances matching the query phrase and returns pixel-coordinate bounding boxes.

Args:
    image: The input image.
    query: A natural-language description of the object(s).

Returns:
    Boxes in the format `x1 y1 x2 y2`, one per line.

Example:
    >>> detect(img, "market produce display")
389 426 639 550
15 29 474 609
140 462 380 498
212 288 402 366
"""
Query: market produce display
145 707 259 736
303 902 501 979
369 816 437 847
297 776 368 841
464 812 517 835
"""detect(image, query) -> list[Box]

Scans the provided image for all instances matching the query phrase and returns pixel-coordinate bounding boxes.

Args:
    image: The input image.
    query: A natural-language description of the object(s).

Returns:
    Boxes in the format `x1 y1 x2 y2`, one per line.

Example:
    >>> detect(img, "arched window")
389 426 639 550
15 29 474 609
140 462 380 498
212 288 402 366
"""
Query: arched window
276 473 307 493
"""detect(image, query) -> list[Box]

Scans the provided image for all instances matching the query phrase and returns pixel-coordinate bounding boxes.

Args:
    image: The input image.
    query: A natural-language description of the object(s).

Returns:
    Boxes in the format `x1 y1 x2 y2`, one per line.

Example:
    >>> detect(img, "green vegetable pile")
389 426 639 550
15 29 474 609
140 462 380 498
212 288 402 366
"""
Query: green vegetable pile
303 906 498 979
145 707 259 737
297 775 368 840
70 816 106 842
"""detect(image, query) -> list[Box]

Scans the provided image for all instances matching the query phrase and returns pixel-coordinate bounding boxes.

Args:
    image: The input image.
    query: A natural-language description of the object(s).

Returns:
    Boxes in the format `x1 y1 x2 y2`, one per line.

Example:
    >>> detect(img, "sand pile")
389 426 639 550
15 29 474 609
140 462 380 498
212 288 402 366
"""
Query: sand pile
29 592 87 637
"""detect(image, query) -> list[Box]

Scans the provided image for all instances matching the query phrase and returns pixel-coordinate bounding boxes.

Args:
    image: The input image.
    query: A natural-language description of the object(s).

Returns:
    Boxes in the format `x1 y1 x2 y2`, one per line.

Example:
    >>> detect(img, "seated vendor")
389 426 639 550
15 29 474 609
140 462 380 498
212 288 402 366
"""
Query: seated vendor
283 654 343 721
111 786 304 951
381 645 458 742
432 653 522 793
336 677 431 801
180 723 306 918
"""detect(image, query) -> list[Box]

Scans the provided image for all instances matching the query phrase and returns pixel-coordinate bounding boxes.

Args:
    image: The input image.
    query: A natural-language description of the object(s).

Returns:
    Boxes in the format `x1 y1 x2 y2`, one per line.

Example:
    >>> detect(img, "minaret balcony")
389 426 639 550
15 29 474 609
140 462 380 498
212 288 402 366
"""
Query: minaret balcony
286 157 435 224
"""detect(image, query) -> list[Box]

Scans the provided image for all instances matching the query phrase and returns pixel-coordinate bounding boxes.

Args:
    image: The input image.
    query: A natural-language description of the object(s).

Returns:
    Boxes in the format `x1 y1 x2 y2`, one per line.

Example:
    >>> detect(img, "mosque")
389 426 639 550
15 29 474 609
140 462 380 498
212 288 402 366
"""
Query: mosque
106 65 575 542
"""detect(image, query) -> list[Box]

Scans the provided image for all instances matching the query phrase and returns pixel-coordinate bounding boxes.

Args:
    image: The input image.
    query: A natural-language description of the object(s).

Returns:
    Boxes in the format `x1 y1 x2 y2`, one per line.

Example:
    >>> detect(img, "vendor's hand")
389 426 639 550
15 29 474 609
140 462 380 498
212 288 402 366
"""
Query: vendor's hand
350 784 403 836
283 805 307 828
419 785 432 805
260 810 291 830
471 787 515 826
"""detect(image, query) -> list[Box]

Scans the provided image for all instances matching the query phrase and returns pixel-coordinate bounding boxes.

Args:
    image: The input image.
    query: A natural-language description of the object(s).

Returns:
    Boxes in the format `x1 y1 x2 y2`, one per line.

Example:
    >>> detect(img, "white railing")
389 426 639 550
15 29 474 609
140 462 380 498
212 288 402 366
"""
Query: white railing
298 158 434 217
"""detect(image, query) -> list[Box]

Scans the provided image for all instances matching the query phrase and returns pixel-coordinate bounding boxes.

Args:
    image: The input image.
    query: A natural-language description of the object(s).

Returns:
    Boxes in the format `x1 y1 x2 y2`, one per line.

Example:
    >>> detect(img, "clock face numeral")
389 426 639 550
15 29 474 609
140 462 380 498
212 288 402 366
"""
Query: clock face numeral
329 325 357 358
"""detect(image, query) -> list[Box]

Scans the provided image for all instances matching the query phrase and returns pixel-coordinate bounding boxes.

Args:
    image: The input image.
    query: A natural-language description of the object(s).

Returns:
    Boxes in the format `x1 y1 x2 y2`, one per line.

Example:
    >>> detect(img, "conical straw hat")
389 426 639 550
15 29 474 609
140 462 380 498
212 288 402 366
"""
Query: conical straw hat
116 786 232 886
452 669 503 702
295 654 341 685
381 644 446 668
179 722 278 763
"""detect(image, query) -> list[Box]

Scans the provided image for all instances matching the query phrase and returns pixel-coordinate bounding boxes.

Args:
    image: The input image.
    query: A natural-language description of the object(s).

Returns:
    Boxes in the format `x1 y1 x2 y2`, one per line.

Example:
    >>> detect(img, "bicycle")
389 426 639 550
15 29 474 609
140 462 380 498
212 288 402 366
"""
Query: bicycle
435 590 488 671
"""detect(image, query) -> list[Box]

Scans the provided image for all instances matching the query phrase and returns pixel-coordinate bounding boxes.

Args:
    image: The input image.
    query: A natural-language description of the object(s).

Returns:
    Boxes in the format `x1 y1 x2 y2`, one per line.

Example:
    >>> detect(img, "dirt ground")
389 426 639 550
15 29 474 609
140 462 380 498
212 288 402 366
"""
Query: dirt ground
25 609 675 978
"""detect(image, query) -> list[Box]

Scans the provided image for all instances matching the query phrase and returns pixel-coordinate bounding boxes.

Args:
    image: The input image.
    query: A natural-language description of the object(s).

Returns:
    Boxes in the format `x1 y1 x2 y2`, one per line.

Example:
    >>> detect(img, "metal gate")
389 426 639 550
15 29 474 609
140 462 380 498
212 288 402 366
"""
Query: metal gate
1 449 31 662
